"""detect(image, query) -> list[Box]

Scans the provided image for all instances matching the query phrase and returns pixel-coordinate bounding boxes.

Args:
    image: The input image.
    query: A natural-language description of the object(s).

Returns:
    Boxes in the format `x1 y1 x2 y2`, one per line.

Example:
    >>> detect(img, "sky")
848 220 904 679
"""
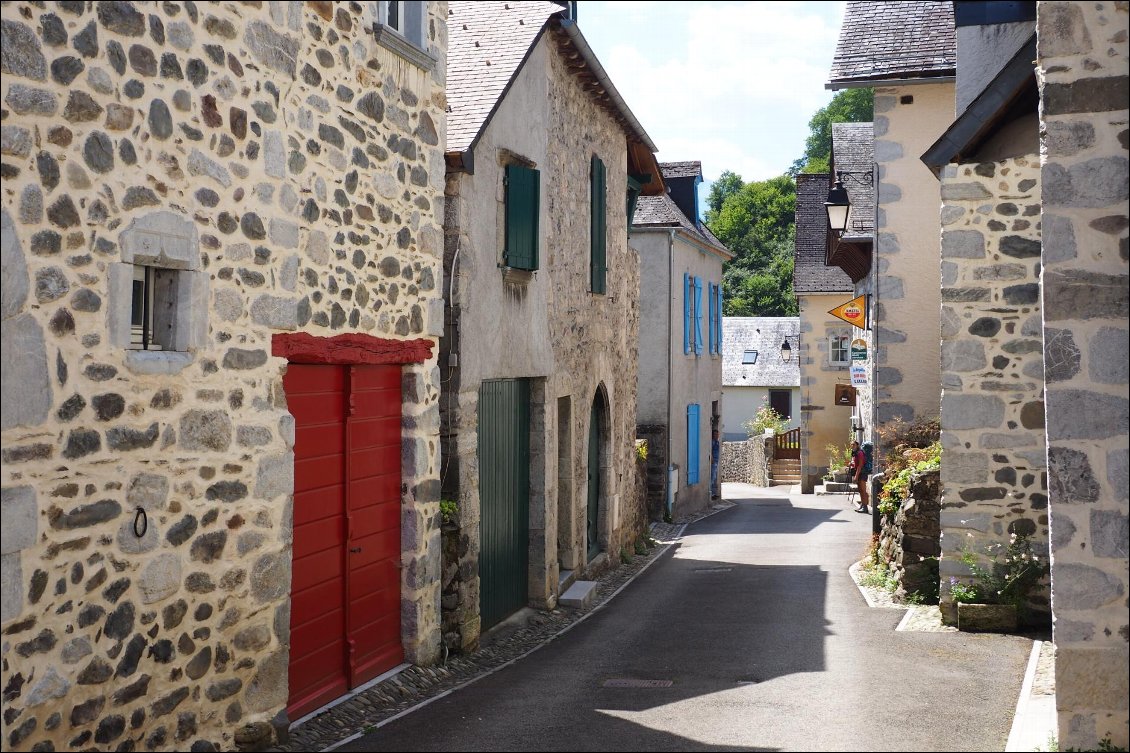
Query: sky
577 1 847 189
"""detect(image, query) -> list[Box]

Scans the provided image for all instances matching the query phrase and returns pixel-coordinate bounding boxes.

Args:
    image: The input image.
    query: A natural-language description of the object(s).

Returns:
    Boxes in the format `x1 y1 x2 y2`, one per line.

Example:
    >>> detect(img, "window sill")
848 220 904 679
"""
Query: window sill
124 350 194 376
373 25 437 71
501 266 535 285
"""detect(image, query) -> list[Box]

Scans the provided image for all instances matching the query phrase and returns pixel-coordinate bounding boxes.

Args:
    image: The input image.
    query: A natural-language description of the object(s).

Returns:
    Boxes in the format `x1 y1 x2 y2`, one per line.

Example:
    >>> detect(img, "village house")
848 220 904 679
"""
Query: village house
632 161 730 519
1 1 448 749
438 1 660 652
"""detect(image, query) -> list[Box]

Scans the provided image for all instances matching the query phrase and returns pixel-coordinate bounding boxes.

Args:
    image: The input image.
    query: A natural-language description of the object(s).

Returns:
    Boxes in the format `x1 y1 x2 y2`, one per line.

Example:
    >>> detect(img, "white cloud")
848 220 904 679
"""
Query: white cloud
582 1 846 182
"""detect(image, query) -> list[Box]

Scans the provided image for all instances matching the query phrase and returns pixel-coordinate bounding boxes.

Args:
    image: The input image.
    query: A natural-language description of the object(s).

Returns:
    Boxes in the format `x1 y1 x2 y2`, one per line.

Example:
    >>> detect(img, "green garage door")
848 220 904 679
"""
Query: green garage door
478 379 530 630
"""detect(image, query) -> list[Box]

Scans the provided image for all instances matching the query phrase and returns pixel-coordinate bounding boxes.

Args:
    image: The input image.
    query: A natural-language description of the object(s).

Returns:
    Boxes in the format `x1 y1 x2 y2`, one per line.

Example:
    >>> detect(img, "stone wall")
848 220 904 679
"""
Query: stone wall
1036 2 1129 748
719 438 770 487
1 2 447 750
937 157 1050 617
877 469 940 602
636 424 667 520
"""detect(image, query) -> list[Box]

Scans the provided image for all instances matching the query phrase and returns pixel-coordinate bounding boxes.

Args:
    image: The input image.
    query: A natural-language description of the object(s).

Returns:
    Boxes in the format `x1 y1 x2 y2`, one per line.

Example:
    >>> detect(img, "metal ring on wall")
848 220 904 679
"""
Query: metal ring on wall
133 507 148 538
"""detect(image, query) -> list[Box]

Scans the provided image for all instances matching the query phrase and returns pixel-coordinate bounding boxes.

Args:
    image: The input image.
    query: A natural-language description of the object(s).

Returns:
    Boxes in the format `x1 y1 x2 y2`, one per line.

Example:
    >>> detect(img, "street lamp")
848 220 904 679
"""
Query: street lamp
824 170 874 234
780 334 800 363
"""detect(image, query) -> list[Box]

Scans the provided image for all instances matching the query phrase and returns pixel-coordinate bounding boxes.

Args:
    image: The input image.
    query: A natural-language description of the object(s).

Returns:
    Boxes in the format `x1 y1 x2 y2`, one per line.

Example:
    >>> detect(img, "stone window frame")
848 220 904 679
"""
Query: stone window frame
497 148 539 285
829 333 851 366
371 1 437 71
108 212 208 375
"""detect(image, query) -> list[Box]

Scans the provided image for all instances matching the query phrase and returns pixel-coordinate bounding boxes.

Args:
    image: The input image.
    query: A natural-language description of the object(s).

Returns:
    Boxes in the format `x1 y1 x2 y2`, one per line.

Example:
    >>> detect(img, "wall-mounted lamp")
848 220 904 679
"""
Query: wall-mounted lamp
824 170 875 234
780 334 800 363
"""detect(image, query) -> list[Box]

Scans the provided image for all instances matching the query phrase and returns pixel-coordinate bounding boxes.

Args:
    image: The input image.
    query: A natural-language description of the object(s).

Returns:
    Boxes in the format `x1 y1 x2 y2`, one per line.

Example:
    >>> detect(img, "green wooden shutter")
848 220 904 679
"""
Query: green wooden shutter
590 156 606 294
505 165 539 271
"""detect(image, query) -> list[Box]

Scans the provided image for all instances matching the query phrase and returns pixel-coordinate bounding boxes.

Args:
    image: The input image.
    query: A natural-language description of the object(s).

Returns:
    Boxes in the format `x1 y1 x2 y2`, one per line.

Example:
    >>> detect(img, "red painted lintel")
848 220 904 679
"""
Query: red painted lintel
272 332 434 366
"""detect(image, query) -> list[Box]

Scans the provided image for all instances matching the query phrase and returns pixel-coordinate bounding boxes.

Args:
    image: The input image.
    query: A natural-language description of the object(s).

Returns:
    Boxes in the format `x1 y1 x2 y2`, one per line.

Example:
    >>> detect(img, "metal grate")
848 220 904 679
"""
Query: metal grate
602 679 674 688
693 567 733 574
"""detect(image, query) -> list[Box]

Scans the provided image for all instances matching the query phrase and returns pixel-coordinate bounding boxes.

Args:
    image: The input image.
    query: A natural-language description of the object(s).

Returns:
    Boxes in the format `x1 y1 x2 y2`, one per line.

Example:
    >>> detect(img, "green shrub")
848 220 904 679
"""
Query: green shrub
440 499 458 525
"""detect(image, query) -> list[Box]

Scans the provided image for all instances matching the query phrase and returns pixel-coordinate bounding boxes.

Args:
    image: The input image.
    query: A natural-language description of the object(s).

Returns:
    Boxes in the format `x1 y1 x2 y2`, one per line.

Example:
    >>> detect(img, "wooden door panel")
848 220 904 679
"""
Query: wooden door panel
348 473 399 511
294 454 345 493
292 515 345 561
348 415 402 449
293 484 345 526
349 500 399 540
348 445 400 480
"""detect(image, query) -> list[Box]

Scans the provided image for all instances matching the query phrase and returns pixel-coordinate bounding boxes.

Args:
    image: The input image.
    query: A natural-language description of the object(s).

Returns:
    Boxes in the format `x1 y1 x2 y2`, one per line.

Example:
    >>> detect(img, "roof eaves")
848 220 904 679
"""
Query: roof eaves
920 35 1037 175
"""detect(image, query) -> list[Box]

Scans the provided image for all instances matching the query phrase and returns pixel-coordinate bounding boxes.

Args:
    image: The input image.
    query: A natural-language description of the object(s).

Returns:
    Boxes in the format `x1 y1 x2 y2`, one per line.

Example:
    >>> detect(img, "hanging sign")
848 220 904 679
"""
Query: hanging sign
850 338 868 362
850 364 868 386
829 294 868 329
834 383 856 406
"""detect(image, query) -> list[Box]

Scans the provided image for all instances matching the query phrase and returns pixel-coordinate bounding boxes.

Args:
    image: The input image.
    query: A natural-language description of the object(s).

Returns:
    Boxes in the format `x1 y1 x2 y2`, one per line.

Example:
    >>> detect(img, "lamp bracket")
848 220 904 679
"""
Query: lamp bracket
835 170 874 187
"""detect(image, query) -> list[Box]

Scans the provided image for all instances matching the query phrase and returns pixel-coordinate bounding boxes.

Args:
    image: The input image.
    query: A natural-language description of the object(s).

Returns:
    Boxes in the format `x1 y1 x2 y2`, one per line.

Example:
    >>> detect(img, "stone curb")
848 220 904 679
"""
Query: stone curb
275 502 736 752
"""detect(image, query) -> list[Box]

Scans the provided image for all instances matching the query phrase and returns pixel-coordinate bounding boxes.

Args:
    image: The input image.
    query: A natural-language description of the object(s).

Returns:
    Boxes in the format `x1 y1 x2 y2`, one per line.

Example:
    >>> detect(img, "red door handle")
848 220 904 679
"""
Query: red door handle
350 547 362 554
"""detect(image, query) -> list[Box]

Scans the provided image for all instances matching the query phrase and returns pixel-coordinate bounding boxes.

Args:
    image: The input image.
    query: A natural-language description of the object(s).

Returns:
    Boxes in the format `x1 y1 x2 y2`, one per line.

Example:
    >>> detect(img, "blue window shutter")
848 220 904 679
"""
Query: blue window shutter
717 284 724 351
687 404 700 485
505 165 539 270
707 284 715 354
683 273 691 355
694 277 704 356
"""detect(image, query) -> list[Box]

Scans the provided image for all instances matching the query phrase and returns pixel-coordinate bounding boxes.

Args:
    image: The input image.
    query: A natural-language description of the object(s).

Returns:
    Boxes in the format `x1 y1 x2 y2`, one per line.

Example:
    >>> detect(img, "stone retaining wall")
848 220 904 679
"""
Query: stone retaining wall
720 438 770 486
0 2 448 750
877 469 940 602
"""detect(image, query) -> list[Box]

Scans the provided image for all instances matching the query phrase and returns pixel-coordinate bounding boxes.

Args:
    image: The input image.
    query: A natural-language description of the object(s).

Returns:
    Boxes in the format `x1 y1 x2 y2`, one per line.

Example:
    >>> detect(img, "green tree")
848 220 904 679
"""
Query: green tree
709 174 795 272
705 170 744 221
789 87 874 175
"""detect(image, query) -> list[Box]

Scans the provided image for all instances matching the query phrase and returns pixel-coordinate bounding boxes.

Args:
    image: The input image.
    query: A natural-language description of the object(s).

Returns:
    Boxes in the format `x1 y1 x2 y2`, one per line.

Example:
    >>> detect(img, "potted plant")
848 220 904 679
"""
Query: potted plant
949 531 1049 632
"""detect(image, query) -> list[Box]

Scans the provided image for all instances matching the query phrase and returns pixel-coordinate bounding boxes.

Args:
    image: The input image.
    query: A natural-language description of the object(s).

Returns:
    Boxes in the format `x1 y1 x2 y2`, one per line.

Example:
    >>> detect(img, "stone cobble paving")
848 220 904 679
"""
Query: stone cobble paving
275 502 734 752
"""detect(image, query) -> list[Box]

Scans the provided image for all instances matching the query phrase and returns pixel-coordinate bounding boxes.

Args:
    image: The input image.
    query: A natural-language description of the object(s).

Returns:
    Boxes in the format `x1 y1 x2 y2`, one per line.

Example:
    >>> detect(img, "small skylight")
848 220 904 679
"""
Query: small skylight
742 350 758 365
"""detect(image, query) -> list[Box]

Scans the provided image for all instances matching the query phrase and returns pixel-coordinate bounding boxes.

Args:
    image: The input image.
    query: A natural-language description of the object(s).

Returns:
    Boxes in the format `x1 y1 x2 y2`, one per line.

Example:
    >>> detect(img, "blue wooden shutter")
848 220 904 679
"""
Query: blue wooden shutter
687 404 700 485
694 277 704 356
707 283 716 354
716 284 724 352
505 164 539 270
683 273 691 354
590 156 606 294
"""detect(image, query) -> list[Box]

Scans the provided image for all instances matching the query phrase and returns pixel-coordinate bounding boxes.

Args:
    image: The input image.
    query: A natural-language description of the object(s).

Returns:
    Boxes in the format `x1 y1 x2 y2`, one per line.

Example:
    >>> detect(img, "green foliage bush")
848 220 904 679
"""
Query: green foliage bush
744 400 789 437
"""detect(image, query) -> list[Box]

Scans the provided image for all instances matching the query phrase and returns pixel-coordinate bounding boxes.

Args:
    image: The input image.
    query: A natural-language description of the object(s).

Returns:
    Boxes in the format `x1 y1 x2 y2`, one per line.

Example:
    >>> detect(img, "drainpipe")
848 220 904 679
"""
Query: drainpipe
870 161 881 534
667 228 676 519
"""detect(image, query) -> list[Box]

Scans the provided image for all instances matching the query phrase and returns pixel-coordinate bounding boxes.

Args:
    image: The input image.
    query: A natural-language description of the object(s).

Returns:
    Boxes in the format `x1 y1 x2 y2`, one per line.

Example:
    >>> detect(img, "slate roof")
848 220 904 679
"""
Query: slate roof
632 195 730 258
793 174 853 294
446 2 564 153
830 122 875 238
722 317 801 388
660 161 702 180
828 1 956 87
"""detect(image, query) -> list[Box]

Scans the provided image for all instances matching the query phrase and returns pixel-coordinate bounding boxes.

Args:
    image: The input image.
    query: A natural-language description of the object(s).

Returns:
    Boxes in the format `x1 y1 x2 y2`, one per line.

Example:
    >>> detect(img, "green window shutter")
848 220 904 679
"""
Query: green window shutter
505 165 539 271
590 156 607 294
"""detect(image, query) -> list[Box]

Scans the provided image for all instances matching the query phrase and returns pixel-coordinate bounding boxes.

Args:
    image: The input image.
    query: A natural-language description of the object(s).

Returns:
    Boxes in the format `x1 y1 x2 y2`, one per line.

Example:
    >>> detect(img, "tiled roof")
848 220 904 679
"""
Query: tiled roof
830 122 874 238
446 2 565 153
633 195 730 257
793 173 853 294
828 1 956 86
660 161 702 180
722 317 801 388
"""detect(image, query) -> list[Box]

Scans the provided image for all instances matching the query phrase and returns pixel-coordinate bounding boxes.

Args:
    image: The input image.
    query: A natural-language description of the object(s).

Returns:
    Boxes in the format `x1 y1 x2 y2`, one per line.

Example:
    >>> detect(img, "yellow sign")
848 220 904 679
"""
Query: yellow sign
829 294 868 329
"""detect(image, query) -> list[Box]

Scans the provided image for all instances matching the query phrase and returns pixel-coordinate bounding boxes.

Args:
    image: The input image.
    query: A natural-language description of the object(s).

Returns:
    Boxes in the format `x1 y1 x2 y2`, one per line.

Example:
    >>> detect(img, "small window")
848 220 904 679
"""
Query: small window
590 156 607 294
374 1 434 70
830 334 850 365
742 350 758 365
769 389 791 421
129 264 183 351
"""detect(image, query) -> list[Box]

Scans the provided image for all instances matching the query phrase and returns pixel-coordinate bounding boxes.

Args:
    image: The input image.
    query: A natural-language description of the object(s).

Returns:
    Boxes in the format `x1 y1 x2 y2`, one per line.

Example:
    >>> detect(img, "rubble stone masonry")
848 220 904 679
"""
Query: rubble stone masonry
1 1 447 750
1037 2 1128 748
937 157 1049 614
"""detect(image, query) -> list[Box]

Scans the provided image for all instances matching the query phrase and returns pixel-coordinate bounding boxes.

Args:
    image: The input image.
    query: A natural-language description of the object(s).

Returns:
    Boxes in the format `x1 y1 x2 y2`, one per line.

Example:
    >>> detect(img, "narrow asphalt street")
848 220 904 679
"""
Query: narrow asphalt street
339 486 1032 752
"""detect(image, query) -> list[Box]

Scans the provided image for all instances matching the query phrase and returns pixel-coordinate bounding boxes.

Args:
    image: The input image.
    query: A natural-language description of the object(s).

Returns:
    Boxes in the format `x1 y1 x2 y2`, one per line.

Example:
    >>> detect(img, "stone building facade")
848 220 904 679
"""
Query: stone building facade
1036 2 1128 747
936 158 1049 611
438 3 654 651
1 1 447 750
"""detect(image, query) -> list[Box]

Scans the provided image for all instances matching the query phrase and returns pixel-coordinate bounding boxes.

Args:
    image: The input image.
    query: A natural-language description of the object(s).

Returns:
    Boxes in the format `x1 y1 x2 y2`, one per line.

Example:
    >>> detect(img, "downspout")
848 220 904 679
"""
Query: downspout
870 160 881 534
666 228 676 519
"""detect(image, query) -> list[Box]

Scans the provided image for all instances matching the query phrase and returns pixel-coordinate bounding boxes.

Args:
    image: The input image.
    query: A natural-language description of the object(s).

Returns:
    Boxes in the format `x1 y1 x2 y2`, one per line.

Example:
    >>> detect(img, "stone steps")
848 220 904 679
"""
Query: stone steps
559 580 598 609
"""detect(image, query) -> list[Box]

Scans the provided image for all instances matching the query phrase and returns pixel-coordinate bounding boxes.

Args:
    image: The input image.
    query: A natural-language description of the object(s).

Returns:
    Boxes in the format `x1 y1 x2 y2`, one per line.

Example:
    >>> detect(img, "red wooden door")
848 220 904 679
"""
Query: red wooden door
285 364 403 720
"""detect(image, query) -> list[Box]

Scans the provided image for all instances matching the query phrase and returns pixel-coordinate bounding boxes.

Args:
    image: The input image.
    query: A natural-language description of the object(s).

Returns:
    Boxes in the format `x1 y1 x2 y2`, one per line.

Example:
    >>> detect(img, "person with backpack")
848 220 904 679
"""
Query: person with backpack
850 440 871 514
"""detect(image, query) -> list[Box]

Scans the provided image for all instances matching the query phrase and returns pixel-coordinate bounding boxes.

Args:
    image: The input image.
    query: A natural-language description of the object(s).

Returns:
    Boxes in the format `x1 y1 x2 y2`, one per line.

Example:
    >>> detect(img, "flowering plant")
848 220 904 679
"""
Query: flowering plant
743 399 789 437
950 531 1048 607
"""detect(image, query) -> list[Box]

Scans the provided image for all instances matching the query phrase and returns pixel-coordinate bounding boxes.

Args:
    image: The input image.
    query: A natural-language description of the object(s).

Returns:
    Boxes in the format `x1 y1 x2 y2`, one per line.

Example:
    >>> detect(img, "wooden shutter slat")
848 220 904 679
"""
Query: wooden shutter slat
590 156 607 294
694 277 704 356
683 273 691 354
